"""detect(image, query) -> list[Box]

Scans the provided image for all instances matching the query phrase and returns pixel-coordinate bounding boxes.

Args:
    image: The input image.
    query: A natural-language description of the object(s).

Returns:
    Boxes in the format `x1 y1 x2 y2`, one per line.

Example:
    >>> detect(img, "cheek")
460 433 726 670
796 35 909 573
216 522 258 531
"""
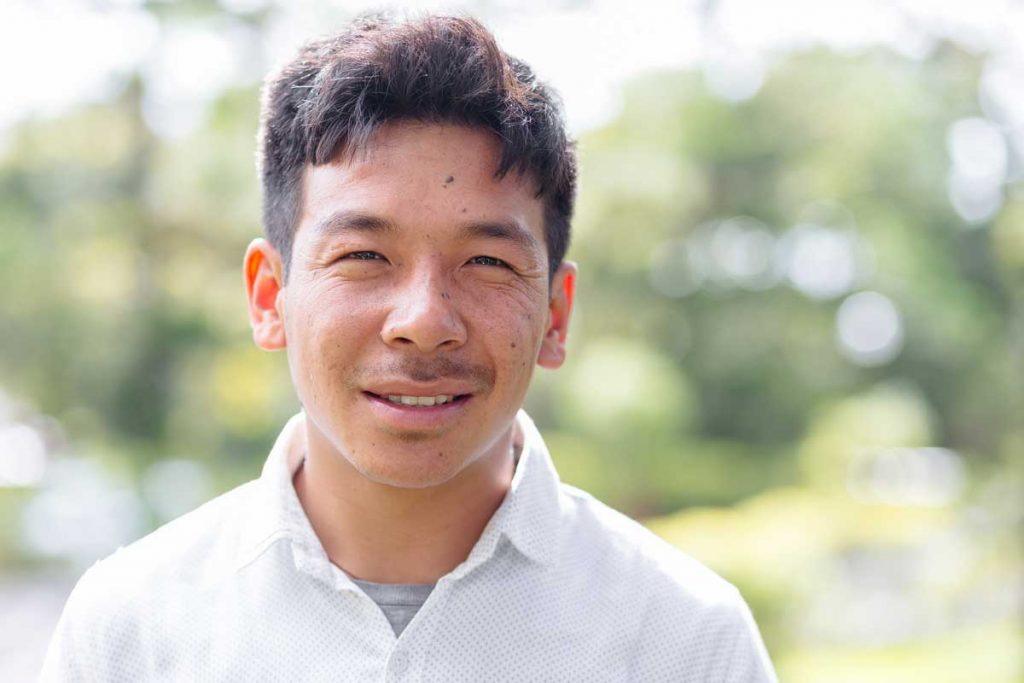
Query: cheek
459 272 545 323
466 287 546 376
289 284 383 378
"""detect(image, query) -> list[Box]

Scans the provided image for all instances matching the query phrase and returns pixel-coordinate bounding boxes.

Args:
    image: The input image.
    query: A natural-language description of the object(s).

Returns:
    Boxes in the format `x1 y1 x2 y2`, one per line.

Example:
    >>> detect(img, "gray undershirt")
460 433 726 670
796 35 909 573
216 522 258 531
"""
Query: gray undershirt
351 578 435 637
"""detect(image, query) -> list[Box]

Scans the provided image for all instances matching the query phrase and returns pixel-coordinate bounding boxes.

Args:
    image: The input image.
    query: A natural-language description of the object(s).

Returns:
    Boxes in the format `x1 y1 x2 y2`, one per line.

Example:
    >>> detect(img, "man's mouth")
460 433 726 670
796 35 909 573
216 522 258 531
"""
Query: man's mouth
361 390 473 430
363 391 472 408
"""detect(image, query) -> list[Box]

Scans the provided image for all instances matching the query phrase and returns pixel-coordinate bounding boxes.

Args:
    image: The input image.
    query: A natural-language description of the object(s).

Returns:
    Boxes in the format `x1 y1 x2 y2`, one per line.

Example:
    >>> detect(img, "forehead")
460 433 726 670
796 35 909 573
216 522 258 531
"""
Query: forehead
297 121 545 245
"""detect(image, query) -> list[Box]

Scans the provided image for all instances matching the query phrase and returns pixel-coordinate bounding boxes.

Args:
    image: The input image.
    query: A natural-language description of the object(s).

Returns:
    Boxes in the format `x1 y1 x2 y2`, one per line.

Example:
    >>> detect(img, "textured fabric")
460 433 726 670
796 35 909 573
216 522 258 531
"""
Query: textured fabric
350 578 435 638
40 409 778 682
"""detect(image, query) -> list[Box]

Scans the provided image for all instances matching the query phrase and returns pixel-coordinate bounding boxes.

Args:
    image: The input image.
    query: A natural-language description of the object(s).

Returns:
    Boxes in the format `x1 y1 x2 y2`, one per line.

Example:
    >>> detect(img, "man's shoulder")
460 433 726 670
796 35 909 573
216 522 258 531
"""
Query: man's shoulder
40 478 265 680
79 477 262 598
555 484 777 681
557 483 742 609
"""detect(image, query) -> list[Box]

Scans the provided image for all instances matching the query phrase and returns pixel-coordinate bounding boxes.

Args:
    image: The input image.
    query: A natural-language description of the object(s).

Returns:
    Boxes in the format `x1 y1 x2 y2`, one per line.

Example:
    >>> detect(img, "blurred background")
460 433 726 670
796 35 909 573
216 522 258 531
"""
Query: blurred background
1 0 1022 680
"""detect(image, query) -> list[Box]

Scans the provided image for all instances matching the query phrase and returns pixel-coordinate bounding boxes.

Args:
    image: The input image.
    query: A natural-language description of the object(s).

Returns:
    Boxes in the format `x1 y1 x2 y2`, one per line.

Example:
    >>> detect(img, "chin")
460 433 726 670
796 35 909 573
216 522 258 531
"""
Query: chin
350 447 466 490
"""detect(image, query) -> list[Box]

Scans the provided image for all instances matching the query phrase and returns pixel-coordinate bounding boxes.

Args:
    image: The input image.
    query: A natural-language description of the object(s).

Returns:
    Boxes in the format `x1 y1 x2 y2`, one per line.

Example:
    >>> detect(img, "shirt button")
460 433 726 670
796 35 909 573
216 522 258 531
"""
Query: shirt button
391 651 409 674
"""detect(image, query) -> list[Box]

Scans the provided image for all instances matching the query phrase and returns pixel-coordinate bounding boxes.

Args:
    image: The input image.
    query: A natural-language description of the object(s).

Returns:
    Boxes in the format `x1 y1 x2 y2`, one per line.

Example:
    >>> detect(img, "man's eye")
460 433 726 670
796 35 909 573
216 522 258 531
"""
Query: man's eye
342 251 385 261
469 255 510 268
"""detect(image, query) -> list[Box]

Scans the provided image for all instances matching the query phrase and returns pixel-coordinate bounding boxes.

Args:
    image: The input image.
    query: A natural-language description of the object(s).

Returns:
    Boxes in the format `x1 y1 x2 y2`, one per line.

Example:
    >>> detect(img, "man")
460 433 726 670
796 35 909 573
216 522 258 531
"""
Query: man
42 13 777 682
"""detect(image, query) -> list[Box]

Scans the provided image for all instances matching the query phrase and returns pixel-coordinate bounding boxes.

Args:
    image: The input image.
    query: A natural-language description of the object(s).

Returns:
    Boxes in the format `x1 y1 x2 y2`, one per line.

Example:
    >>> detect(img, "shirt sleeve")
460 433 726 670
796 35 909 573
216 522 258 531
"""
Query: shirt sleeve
38 564 100 682
628 580 779 682
38 561 143 683
723 591 778 683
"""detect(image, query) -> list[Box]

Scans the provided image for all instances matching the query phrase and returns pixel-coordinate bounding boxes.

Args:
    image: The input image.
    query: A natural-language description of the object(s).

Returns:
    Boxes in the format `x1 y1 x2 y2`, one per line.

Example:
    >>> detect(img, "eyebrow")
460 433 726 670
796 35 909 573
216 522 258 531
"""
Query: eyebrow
311 210 541 254
311 210 398 239
456 219 541 254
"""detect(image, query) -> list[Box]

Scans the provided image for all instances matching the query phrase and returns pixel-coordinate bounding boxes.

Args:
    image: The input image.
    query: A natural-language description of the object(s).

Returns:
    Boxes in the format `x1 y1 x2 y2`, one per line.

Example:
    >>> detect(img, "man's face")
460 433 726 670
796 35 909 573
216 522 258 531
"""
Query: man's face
245 121 575 489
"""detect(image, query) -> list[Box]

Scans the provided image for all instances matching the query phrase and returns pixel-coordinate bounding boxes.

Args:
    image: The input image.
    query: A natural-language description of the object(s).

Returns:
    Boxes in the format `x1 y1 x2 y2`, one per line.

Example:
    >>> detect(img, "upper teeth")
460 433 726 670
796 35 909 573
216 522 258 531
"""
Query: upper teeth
386 394 455 406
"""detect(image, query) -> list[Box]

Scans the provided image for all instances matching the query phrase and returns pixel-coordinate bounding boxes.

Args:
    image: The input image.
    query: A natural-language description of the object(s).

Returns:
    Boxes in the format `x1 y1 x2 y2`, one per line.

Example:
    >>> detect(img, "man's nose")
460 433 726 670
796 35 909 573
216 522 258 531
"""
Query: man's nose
381 270 468 353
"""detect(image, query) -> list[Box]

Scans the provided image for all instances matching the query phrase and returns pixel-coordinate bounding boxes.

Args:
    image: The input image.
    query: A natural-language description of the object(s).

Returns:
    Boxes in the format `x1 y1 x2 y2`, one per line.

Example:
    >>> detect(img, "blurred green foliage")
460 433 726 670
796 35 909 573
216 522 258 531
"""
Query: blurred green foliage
0 22 1021 682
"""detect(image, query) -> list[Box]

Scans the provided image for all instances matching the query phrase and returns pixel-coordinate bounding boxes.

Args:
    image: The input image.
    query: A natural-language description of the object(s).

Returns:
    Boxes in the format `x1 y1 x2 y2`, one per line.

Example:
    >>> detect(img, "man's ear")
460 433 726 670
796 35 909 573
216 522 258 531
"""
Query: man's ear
537 260 577 370
244 238 287 350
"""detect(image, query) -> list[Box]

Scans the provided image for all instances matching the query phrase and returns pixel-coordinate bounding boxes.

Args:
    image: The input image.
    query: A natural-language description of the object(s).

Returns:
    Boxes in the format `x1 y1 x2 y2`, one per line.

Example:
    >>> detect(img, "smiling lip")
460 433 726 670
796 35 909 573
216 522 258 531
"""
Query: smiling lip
362 390 473 431
364 380 477 397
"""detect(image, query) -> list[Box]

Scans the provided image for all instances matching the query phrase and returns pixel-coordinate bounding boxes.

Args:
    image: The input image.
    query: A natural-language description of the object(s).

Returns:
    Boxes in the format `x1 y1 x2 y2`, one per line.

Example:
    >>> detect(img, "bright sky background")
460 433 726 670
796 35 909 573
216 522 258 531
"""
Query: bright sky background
1 0 1022 137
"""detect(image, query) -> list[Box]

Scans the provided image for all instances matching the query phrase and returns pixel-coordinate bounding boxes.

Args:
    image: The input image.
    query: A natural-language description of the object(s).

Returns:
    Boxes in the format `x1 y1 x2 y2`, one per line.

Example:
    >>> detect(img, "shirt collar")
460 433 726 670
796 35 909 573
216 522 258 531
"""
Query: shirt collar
486 409 563 567
237 409 563 582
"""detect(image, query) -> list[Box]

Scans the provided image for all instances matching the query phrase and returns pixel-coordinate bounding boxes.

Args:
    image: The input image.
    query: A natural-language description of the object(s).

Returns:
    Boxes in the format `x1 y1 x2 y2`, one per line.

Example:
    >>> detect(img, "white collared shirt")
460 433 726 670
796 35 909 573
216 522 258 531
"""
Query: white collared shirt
40 410 777 682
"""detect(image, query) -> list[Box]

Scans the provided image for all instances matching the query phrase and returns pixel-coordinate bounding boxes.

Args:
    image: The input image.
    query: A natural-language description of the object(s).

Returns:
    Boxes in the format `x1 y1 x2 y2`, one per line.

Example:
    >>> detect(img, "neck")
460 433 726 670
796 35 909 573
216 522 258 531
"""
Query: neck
293 423 520 585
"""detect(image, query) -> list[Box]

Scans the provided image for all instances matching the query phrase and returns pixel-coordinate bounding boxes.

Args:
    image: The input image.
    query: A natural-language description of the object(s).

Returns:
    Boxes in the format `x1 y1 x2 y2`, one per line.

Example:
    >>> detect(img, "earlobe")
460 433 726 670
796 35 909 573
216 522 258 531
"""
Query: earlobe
536 261 577 370
244 238 287 351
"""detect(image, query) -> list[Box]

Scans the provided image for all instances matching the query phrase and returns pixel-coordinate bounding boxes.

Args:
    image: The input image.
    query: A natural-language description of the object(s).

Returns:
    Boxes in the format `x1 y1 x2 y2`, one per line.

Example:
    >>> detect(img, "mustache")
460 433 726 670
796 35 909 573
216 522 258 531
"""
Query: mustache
352 357 496 389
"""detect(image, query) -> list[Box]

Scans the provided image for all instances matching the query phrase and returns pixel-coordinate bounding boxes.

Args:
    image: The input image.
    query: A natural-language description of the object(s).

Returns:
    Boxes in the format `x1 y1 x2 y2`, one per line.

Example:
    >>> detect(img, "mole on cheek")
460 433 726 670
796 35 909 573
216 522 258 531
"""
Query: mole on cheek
510 342 516 348
443 175 455 187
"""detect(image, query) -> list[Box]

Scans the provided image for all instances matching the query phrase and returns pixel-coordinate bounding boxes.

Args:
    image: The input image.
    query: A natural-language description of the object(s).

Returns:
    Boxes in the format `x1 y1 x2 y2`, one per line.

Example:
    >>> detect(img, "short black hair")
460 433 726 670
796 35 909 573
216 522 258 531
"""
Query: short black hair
257 12 578 283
